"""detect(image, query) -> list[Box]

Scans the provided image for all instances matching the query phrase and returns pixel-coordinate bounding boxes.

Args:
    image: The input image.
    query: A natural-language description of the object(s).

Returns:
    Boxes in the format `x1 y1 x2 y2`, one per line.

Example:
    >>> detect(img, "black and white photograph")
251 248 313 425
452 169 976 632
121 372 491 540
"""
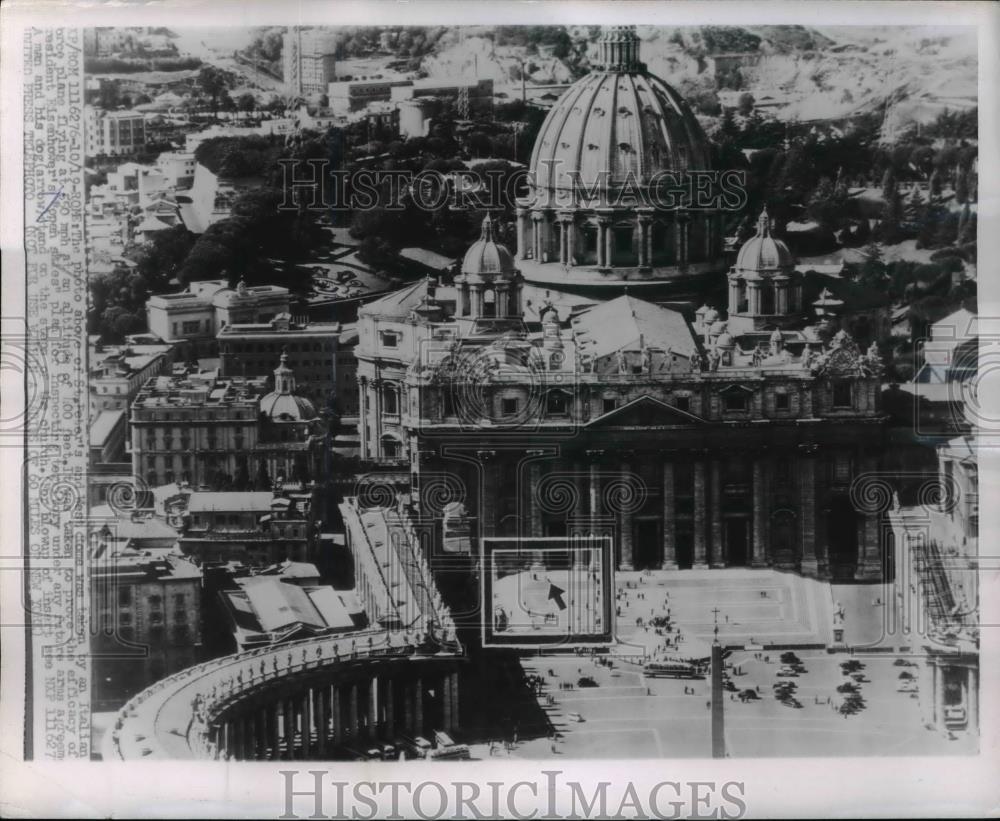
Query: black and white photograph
1 2 998 818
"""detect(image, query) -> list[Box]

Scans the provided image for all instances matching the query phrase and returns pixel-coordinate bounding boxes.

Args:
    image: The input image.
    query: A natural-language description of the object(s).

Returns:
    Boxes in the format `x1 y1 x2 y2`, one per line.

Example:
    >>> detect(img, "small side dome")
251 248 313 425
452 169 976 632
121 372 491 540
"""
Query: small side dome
735 209 794 272
461 215 516 281
716 332 735 348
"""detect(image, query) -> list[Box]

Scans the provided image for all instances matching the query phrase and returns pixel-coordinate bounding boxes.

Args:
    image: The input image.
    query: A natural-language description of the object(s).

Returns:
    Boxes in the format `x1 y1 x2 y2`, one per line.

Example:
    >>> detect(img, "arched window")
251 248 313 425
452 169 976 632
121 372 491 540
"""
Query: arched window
760 281 775 314
482 288 496 318
381 435 401 460
383 384 399 416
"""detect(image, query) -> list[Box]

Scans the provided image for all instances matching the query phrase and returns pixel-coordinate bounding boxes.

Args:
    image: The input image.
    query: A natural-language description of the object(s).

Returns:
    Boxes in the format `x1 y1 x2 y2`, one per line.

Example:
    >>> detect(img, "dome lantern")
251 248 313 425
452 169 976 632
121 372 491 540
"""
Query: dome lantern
596 25 642 73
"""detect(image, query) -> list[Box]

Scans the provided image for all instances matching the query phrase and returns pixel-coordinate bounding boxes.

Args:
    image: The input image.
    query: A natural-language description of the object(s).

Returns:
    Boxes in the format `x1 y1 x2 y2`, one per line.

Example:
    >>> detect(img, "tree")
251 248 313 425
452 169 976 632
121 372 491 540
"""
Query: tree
858 241 887 289
737 92 755 117
237 92 256 120
197 65 230 114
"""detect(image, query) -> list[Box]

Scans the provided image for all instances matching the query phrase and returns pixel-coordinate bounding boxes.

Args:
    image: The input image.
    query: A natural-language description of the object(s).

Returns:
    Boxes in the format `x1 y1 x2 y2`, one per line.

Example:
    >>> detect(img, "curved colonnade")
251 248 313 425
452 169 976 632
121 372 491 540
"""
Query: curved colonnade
103 628 463 761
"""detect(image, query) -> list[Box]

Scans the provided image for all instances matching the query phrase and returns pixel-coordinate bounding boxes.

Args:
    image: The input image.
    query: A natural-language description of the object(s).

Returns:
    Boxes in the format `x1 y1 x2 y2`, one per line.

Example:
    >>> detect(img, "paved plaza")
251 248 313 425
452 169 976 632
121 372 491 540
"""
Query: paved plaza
467 569 977 759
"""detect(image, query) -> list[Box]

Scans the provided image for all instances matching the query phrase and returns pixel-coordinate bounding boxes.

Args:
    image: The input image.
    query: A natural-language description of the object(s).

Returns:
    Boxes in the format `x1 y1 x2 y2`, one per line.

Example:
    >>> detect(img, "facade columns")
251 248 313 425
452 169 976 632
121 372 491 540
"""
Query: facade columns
799 454 818 576
604 220 614 269
528 462 544 538
402 679 414 735
619 461 634 570
449 672 460 732
480 452 499 537
752 458 768 567
413 677 423 738
693 459 708 568
661 461 677 569
516 207 528 260
565 219 576 265
588 457 602 525
710 459 724 567
856 456 883 581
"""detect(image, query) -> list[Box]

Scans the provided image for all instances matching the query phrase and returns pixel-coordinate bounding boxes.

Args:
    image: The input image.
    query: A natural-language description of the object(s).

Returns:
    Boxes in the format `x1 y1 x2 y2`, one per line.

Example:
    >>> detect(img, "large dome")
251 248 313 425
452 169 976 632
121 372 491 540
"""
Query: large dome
513 26 726 295
528 28 712 201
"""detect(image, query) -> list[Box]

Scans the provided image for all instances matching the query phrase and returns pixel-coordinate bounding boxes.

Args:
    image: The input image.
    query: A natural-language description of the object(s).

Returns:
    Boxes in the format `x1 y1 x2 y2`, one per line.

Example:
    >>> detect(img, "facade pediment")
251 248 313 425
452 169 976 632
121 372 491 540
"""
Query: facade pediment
586 394 705 428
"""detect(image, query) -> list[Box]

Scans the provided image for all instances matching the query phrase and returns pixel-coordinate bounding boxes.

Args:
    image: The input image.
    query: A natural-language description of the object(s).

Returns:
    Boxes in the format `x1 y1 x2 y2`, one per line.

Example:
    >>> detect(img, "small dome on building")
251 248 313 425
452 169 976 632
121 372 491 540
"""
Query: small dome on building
461 215 516 281
735 209 794 272
716 332 735 348
260 351 317 422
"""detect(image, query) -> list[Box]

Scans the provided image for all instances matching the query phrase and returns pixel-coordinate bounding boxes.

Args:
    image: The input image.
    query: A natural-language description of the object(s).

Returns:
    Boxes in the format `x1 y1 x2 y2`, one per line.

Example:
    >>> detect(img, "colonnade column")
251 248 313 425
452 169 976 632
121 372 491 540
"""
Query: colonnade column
316 688 328 756
751 458 768 567
253 710 265 760
693 459 707 568
301 689 312 758
661 461 677 570
384 679 395 739
799 453 819 576
710 459 724 567
565 219 575 266
347 683 358 743
402 679 414 735
413 677 423 738
332 686 343 746
269 702 280 759
856 455 883 581
283 698 295 759
442 674 453 733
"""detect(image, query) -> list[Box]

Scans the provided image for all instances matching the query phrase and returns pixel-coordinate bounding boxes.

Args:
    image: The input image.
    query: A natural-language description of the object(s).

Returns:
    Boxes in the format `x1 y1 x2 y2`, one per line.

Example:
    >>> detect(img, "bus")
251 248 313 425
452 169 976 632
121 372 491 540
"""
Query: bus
643 661 704 679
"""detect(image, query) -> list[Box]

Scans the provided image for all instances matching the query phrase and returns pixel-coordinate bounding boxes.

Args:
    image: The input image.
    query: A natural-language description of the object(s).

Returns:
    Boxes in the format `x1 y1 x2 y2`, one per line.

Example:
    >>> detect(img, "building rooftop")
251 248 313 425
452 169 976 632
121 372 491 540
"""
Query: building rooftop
187 491 275 514
90 409 126 447
571 295 700 361
132 372 268 409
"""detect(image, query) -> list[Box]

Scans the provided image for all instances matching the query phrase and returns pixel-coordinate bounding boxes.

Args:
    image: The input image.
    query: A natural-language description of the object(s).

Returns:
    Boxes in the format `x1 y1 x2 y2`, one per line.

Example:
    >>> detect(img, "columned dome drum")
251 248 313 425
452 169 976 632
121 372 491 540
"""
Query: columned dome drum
516 26 727 294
